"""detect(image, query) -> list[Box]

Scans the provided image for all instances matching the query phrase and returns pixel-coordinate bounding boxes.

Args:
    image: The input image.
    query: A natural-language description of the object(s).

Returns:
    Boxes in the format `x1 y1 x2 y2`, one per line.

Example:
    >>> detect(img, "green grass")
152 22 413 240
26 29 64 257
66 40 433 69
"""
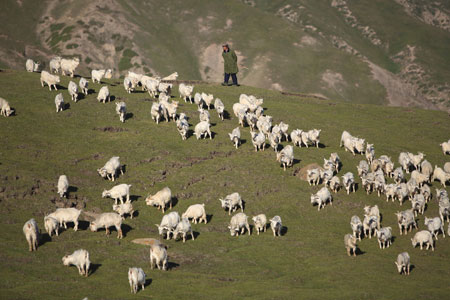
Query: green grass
0 70 449 299
119 49 139 72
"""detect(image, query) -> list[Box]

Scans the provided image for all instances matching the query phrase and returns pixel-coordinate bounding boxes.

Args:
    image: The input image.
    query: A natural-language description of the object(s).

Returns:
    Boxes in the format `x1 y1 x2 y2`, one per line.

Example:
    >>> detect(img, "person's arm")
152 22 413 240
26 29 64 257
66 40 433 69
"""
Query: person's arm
232 51 237 62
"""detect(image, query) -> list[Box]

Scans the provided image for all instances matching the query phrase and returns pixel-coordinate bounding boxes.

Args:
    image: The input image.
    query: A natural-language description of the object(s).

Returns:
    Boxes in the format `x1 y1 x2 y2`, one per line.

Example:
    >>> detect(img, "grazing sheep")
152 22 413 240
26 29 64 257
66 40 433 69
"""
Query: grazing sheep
219 192 244 215
398 152 413 174
26 59 40 72
411 194 426 216
57 175 69 198
91 69 106 84
252 214 267 235
342 172 355 194
97 86 110 103
329 176 341 193
79 77 89 95
440 140 450 155
424 217 445 240
97 156 123 181
363 215 379 239
228 127 241 149
128 267 146 294
49 56 61 73
310 187 332 211
176 118 189 140
395 209 417 235
44 216 59 237
276 145 294 171
307 169 321 186
194 121 212 140
364 205 380 225
214 98 225 120
182 204 207 224
145 187 172 213
115 101 127 123
172 218 195 243
357 160 369 177
393 167 405 183
411 230 434 251
198 108 210 123
365 143 375 164
408 152 425 171
421 160 433 179
321 169 334 186
62 249 90 277
102 184 132 205
344 234 357 256
229 212 251 236
155 211 180 240
40 71 60 91
376 227 392 249
60 57 80 77
113 202 134 219
411 170 429 187
431 166 450 187
251 131 266 152
395 252 410 275
0 97 14 117
269 216 282 237
89 212 123 239
23 218 39 251
67 81 79 102
443 162 450 173
179 83 194 102
350 215 363 241
123 76 133 93
149 243 168 271
158 82 172 96
47 208 81 231
54 93 64 112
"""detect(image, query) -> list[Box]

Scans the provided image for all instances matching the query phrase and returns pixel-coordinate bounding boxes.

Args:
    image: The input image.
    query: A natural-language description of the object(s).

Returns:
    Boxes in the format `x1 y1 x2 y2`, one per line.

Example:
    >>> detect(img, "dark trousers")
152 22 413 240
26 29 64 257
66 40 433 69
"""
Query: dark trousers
224 73 238 85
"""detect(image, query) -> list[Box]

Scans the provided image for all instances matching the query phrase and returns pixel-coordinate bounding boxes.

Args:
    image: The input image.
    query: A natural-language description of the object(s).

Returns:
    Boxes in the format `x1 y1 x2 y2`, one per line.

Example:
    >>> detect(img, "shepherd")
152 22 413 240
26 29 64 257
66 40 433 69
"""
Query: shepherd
221 43 239 86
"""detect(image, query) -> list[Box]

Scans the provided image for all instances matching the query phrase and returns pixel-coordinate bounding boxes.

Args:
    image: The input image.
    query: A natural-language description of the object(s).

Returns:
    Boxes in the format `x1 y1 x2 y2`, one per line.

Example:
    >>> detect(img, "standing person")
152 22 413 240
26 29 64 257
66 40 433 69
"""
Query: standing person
221 44 239 86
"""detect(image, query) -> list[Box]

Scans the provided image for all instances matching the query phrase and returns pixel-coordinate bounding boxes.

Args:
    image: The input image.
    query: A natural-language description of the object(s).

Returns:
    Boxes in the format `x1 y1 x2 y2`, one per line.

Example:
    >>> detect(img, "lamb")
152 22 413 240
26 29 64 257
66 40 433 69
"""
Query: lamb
424 217 445 240
47 207 81 231
172 218 195 243
176 118 189 140
97 156 123 181
23 218 39 251
115 101 127 123
194 121 212 139
398 152 413 173
0 97 14 117
357 160 369 177
79 77 89 95
342 172 355 194
62 249 90 277
49 56 62 73
363 215 379 239
182 204 207 224
91 69 106 84
329 176 341 193
252 214 267 235
155 211 180 240
55 93 64 112
440 140 450 155
431 166 450 187
219 192 244 215
310 187 332 211
411 230 434 251
89 212 123 238
145 187 172 213
228 212 251 236
365 143 375 164
60 57 80 77
214 98 225 120
128 267 146 294
395 209 417 235
40 71 60 91
97 86 110 103
149 242 168 271
123 77 133 93
251 131 266 152
276 145 294 171
57 175 69 198
344 234 357 256
395 252 410 275
151 102 163 124
26 59 40 72
376 227 392 249
269 215 282 237
228 127 241 149
179 83 194 102
102 184 132 204
411 194 426 216
44 215 59 237
113 202 134 219
68 81 79 102
307 169 321 186
350 216 363 241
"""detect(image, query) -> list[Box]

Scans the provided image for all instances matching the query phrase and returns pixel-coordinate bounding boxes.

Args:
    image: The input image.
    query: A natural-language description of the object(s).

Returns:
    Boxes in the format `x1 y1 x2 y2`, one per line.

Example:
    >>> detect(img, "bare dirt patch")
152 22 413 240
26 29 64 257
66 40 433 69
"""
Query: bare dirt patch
293 163 321 181
93 127 129 132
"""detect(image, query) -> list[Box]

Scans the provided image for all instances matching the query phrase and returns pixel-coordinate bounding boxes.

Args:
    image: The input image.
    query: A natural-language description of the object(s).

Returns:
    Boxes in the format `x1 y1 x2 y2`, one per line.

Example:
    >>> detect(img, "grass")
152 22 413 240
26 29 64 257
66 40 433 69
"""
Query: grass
0 70 449 299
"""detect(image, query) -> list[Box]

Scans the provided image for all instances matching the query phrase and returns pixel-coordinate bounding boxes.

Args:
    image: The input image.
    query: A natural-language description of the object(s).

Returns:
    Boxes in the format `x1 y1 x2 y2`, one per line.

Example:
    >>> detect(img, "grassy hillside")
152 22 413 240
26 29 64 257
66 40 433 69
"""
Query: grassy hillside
0 70 449 299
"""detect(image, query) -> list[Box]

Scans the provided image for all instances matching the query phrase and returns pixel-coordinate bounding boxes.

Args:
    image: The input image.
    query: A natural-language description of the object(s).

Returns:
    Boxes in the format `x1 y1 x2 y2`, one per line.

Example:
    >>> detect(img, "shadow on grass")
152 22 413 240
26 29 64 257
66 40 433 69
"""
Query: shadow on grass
56 84 67 90
64 103 71 110
126 112 134 120
223 110 231 120
88 88 95 94
355 248 366 256
89 263 102 276
144 278 152 289
171 196 178 209
292 158 301 167
78 220 91 231
317 143 326 148
207 214 213 223
68 186 78 194
168 261 180 270
281 226 288 236
122 224 133 237
130 195 141 202
40 233 52 247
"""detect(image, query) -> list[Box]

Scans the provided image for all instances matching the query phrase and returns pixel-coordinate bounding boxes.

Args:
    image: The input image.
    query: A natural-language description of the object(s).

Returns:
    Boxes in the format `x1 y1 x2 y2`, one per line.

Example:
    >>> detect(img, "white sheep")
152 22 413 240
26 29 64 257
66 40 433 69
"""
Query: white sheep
376 227 392 249
158 82 172 96
62 249 90 277
57 175 69 198
443 162 450 173
176 118 189 140
128 267 146 294
307 129 321 148
97 86 110 103
392 167 405 183
44 215 59 237
149 242 168 271
60 57 80 77
432 166 450 187
276 145 294 171
269 215 282 237
214 98 225 120
55 93 64 112
342 172 355 194
252 214 267 235
102 184 132 204
408 152 425 171
0 97 14 117
411 170 429 187
329 176 341 193
144 77 160 97
320 169 334 186
104 69 113 79
350 215 363 241
97 156 123 181
228 127 241 149
68 81 79 102
26 59 40 72
79 77 89 95
251 131 266 152
123 76 133 93
115 101 127 123
398 152 413 174
268 132 280 152
395 209 417 235
411 194 426 216
232 102 248 117
179 83 194 102
340 131 365 155
365 143 375 164
310 187 332 211
424 217 445 240
411 230 434 251
357 160 369 178
344 234 357 256
47 207 81 231
23 218 39 251
113 202 134 219
290 129 302 147
395 252 410 275
229 212 251 236
151 102 163 124
145 187 172 213
440 140 450 155
194 121 212 140
307 169 321 186
421 184 432 202
197 108 210 123
162 71 178 81
201 92 214 109
164 100 178 121
364 205 380 223
155 211 180 240
91 69 106 84
90 212 123 238
40 71 60 91
49 56 61 73
219 192 244 215
172 218 195 243
182 204 207 224
363 215 379 239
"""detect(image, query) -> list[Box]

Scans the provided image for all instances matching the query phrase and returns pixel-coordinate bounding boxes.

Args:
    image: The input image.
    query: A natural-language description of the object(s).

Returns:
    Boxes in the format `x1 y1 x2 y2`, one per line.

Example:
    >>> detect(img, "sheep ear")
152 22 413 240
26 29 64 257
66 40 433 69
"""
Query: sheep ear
155 224 160 228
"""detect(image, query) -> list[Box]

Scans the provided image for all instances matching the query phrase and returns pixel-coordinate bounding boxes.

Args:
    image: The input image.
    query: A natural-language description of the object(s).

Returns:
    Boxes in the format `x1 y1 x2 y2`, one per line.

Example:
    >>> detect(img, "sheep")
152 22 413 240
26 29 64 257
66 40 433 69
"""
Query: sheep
151 102 163 124
357 160 369 177
278 122 289 141
321 169 334 186
421 160 433 179
68 81 79 102
149 243 168 271
179 83 194 102
363 215 379 239
123 76 133 93
89 212 123 239
431 166 450 187
245 112 258 131
172 218 195 243
97 86 110 103
361 173 375 195
194 93 205 109
0 97 14 117
57 175 69 198
370 159 382 173
440 140 450 155
411 170 429 187
329 152 341 172
158 82 172 96
374 171 386 197
376 227 392 249
411 194 426 216
329 176 341 193
364 205 381 224
62 249 90 277
105 69 113 79
219 192 244 215
26 59 40 72
307 169 321 186
310 187 332 211
237 108 247 127
91 69 106 84
162 71 178 81
40 71 60 91
115 101 127 123
97 156 123 181
408 152 425 171
395 252 410 275
392 167 404 183
411 230 434 251
49 56 62 73
102 184 132 205
60 57 80 77
350 216 363 241
395 183 409 206
182 204 207 224
176 118 189 140
307 129 321 148
229 212 251 236
340 131 365 155
251 131 266 152
276 145 294 171
365 143 375 164
47 208 81 231
79 77 89 95
228 127 241 149
342 172 355 194
424 217 445 240
233 102 248 117
214 98 225 120
23 218 39 251
128 267 146 294
290 129 303 147
155 211 180 240
54 93 64 112
268 132 280 152
163 100 179 121
384 183 396 203
194 121 212 140
344 234 357 256
198 108 210 123
144 77 160 97
113 202 134 219
257 117 272 137
269 216 282 237
145 187 172 213
300 131 311 148
252 214 267 235
444 162 450 173
44 216 59 237
398 152 413 174
200 93 214 109
379 155 394 177
420 184 432 202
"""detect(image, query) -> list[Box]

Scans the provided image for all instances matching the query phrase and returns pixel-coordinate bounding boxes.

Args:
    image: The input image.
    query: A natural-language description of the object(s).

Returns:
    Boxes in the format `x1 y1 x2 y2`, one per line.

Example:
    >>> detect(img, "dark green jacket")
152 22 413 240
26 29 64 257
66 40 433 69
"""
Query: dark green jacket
222 49 238 74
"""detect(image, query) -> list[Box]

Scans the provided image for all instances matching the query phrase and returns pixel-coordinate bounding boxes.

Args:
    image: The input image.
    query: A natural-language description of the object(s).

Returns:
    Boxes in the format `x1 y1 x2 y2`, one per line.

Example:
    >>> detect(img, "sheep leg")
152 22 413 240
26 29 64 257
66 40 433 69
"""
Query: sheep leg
191 231 195 241
106 227 110 235
74 221 78 231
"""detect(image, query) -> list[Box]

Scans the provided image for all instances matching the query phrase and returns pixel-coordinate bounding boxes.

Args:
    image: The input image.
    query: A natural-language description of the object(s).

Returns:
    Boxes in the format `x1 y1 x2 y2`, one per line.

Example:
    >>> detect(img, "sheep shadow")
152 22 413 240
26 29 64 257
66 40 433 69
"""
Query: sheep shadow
126 112 134 120
77 93 85 101
239 139 247 146
78 220 91 231
88 88 95 94
121 224 133 237
206 214 214 223
280 226 288 236
167 261 180 270
39 233 52 247
292 158 301 167
223 110 231 120
132 210 139 218
109 95 116 102
56 84 67 90
68 186 78 194
129 195 141 202
317 143 326 148
64 103 71 110
355 248 366 256
89 263 102 276
171 196 179 209
186 129 195 139
144 278 152 289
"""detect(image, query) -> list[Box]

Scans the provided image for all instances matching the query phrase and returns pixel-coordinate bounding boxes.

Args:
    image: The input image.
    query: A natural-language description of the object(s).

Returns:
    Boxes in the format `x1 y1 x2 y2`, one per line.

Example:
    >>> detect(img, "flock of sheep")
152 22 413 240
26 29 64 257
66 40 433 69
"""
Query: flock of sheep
9 56 450 295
